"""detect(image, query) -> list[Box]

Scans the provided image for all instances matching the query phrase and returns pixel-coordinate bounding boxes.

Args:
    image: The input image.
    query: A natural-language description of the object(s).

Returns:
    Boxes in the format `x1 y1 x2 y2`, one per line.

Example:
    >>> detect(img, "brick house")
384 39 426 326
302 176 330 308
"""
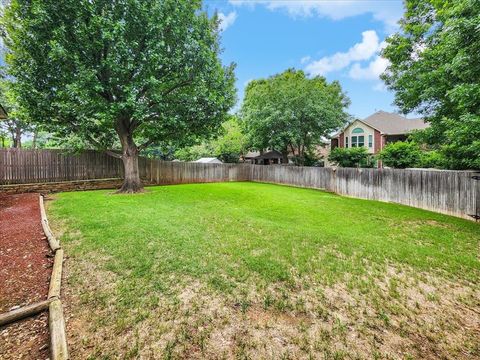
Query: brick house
330 111 429 164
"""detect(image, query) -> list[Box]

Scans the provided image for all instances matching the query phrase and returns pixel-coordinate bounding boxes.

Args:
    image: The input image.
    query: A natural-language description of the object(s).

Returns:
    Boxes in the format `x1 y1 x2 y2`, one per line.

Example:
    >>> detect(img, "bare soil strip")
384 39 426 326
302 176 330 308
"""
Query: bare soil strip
0 193 53 359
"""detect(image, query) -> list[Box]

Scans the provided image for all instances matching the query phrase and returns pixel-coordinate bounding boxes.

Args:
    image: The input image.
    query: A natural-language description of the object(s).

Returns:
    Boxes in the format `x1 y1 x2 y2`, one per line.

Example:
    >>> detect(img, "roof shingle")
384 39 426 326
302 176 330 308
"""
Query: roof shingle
361 111 429 135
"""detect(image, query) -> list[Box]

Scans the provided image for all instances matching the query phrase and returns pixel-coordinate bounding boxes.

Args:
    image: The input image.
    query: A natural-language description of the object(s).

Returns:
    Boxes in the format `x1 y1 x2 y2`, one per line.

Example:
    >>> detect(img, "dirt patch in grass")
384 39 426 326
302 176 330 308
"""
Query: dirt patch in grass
62 253 480 359
0 193 52 360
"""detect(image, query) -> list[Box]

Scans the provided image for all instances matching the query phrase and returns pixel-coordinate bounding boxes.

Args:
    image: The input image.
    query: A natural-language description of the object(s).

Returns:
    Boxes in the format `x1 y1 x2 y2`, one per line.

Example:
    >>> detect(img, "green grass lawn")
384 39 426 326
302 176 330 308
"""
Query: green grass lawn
48 182 480 359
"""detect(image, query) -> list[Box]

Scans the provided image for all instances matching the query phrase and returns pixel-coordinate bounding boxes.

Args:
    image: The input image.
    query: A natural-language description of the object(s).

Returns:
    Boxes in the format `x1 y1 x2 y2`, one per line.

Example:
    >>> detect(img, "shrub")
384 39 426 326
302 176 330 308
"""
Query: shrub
377 141 421 169
417 150 446 169
328 147 371 168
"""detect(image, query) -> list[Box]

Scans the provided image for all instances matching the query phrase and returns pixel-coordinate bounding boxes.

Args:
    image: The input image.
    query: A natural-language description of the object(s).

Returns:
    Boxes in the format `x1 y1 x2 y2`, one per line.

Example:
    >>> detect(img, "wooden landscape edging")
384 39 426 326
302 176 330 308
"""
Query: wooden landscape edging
0 299 53 327
48 249 64 299
39 196 61 251
49 299 68 360
0 195 68 359
40 195 69 360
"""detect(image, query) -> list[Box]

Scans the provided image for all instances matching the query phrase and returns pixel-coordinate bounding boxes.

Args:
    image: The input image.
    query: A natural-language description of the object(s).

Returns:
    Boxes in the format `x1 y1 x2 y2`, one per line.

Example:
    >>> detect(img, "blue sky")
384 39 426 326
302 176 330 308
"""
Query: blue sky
205 0 405 119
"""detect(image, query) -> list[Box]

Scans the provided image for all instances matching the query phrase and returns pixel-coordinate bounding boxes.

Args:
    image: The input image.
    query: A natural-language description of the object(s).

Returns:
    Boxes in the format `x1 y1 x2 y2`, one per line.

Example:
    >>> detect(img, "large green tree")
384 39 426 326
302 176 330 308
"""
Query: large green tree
382 0 480 169
240 69 350 165
1 0 236 192
0 79 32 148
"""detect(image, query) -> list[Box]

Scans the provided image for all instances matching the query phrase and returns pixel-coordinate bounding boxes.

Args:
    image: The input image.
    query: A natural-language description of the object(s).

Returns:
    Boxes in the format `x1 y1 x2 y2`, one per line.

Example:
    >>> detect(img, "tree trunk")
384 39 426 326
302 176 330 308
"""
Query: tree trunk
281 150 289 164
119 150 143 193
116 122 144 193
32 129 38 149
15 126 21 148
12 126 22 148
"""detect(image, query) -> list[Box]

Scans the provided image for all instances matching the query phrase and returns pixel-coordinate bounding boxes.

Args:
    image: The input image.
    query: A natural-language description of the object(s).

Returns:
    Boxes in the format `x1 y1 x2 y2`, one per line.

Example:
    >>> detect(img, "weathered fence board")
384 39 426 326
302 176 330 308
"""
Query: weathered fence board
0 149 478 221
0 149 123 184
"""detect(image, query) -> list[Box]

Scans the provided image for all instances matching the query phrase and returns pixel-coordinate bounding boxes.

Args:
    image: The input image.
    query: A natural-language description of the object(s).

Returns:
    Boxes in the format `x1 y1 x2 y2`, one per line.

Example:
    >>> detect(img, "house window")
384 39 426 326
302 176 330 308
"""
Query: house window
345 136 349 148
351 135 365 147
358 136 365 147
352 127 364 134
368 135 373 148
351 136 357 147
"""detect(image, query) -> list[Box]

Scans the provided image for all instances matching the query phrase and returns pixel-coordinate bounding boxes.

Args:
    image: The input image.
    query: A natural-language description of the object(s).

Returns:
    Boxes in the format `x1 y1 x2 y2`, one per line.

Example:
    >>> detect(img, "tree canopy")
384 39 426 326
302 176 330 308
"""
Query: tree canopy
175 116 247 163
0 79 32 148
2 0 236 191
381 0 480 169
240 69 350 165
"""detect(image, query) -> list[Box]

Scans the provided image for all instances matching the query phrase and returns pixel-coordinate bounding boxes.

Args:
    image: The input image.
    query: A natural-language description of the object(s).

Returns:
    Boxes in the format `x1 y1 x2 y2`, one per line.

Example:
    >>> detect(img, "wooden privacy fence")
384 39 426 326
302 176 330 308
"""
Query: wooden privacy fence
248 165 479 221
1 149 478 221
0 149 250 185
0 149 123 184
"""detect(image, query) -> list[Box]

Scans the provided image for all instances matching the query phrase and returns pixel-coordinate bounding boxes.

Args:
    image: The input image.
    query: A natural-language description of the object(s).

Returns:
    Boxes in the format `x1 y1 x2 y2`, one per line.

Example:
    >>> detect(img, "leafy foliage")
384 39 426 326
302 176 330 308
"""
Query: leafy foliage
377 141 421 169
1 0 236 190
0 79 32 148
328 147 372 168
175 117 247 163
417 150 446 169
382 0 480 169
240 69 350 165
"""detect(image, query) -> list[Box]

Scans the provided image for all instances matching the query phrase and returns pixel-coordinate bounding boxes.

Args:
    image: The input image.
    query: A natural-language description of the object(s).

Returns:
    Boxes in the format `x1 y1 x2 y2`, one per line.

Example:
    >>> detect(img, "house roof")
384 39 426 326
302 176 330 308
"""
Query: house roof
332 111 429 138
194 157 223 164
252 150 283 160
244 151 260 159
362 111 428 135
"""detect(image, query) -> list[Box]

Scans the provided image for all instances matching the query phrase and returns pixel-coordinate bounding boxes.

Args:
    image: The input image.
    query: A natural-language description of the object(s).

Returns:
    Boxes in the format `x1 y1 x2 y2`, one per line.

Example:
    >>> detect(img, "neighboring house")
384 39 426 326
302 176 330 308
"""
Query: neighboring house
243 150 284 165
195 157 223 164
314 141 331 167
330 111 429 157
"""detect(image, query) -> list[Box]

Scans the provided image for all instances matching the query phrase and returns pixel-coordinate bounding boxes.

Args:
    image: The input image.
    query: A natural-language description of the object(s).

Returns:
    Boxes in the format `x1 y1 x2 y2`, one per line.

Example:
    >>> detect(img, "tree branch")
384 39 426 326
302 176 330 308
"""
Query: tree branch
105 150 123 159
83 133 122 158
148 77 193 109
138 138 156 151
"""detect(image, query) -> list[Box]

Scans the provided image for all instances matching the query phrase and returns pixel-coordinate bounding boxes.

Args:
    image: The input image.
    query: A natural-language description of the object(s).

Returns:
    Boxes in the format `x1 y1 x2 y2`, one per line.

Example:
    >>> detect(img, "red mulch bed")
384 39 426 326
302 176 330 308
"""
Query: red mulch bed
0 193 53 359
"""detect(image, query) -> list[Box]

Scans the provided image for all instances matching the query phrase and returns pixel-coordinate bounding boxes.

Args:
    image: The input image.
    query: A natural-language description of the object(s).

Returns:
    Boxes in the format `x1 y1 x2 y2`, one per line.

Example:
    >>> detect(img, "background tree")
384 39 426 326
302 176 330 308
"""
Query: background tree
240 69 350 165
2 0 236 192
175 143 215 162
175 116 247 163
212 116 247 163
0 79 31 148
381 0 480 169
377 141 421 169
328 147 371 168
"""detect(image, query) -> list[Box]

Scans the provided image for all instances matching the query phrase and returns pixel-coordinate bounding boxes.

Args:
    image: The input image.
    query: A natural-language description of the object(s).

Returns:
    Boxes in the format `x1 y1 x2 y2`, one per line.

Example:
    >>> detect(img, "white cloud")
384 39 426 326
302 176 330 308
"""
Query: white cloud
304 30 380 76
300 56 311 64
218 11 237 32
373 82 387 92
349 56 389 80
229 0 402 32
